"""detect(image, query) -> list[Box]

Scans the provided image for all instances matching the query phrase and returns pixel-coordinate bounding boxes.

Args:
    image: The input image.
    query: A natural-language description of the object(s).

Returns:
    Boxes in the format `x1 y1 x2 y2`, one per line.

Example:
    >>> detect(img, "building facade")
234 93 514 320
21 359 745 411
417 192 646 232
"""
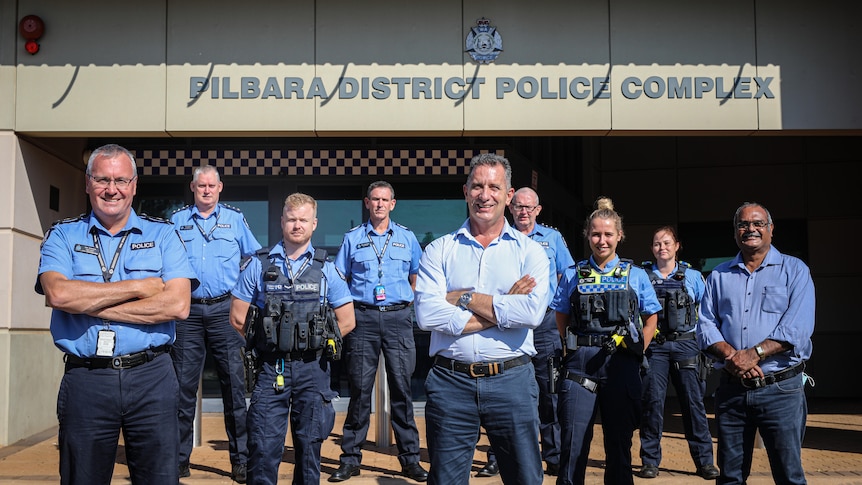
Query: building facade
1 0 860 444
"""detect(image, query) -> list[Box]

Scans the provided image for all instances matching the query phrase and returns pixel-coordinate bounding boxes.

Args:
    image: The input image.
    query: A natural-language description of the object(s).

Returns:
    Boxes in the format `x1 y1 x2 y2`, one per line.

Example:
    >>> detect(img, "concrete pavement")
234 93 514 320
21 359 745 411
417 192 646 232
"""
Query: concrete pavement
1 398 860 484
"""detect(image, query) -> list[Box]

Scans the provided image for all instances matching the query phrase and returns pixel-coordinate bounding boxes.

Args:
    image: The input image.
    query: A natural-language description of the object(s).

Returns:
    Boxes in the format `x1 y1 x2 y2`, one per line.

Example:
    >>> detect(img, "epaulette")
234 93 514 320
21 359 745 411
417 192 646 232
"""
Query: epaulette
140 213 172 224
678 261 692 269
641 261 654 269
221 203 243 213
50 213 87 227
171 205 191 215
393 221 411 231
346 223 363 232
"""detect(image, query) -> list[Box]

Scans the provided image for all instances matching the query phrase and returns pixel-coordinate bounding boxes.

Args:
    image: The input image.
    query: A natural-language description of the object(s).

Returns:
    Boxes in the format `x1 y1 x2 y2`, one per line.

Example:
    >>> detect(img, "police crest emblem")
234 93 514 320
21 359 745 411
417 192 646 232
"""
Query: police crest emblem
466 17 503 64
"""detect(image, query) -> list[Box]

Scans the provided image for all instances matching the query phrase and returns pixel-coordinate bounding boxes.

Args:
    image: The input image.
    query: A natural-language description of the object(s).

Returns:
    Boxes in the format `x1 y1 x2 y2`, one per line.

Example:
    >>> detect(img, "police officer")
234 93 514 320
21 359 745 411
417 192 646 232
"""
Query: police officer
637 226 718 480
171 165 262 482
230 193 356 485
551 197 661 485
36 144 197 484
478 188 575 478
330 181 428 483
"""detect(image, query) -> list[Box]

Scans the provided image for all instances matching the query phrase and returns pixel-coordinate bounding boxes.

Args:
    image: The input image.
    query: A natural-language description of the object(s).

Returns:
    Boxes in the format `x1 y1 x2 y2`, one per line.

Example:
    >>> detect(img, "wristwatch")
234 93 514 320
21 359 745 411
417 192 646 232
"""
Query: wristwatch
754 344 766 360
458 291 474 310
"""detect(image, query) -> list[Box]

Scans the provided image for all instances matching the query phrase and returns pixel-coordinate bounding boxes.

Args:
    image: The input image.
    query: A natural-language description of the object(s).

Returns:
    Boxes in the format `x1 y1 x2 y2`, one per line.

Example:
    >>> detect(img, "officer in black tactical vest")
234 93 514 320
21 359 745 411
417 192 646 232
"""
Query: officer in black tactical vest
229 193 356 485
637 226 718 480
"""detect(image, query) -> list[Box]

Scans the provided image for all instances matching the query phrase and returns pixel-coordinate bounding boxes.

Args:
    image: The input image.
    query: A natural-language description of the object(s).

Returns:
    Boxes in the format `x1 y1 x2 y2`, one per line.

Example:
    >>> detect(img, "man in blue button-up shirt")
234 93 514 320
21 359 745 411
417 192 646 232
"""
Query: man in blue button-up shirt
36 144 196 484
698 202 815 485
415 154 551 485
170 165 261 482
330 181 428 483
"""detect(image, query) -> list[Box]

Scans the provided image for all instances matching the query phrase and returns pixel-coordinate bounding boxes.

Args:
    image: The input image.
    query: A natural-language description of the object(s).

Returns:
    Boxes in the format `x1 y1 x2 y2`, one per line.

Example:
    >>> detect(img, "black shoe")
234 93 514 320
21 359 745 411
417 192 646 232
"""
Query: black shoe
402 462 429 482
476 461 499 477
697 464 720 480
231 463 247 483
328 463 360 482
637 464 659 479
178 463 190 478
546 462 559 476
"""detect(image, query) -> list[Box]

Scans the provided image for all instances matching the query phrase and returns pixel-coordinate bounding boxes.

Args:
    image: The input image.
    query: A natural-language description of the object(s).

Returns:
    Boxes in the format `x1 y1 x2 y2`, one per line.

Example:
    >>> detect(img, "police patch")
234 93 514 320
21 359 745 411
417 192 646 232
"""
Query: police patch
179 225 193 231
579 277 596 284
356 242 371 249
131 241 156 250
392 242 406 248
217 223 231 229
539 241 550 247
74 244 99 256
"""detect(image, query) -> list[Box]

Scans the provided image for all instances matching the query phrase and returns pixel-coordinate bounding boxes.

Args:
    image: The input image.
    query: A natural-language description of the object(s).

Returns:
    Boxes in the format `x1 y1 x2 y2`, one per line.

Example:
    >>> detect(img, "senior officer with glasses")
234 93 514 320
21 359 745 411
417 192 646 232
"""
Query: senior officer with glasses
477 188 574 478
415 154 550 485
170 165 261 482
698 202 815 485
36 144 197 484
330 181 427 483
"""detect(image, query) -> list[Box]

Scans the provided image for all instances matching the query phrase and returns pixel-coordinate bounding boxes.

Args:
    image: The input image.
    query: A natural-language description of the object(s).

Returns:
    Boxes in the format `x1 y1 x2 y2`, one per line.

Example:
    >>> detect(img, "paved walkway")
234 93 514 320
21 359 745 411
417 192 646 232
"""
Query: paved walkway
1 398 860 484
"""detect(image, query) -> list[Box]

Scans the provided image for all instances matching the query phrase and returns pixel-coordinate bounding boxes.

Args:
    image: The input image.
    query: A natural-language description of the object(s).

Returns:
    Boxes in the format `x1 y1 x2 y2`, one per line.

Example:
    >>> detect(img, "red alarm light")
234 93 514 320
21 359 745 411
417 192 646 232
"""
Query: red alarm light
19 15 45 55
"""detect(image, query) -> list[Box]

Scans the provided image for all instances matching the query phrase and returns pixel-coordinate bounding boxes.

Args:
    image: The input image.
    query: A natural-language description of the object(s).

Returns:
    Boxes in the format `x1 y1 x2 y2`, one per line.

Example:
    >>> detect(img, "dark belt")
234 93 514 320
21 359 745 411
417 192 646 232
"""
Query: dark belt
433 354 532 378
260 349 322 363
564 371 599 393
191 292 230 305
354 302 409 312
663 331 696 341
735 362 805 389
64 344 170 370
572 334 610 348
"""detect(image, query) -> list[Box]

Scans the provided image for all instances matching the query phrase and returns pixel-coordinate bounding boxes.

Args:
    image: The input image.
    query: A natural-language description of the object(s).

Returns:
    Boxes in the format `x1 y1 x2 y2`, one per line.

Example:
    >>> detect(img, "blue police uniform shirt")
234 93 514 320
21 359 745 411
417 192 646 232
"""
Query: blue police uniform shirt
527 223 575 295
415 219 551 361
334 219 422 305
36 210 197 357
232 242 352 310
697 245 815 373
170 203 261 299
552 254 662 318
648 262 706 302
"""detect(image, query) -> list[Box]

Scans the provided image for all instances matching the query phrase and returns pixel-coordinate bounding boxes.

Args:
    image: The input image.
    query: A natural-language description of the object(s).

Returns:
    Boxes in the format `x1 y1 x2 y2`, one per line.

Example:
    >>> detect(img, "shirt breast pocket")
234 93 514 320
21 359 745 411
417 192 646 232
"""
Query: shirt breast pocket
71 253 103 282
212 233 240 263
124 249 163 277
761 286 789 313
387 245 411 269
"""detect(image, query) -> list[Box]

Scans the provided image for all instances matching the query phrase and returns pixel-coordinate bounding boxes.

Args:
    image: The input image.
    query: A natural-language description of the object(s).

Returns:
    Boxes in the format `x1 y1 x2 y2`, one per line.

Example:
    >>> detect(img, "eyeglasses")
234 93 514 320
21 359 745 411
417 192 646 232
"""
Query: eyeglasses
88 175 137 189
736 220 770 230
512 204 538 214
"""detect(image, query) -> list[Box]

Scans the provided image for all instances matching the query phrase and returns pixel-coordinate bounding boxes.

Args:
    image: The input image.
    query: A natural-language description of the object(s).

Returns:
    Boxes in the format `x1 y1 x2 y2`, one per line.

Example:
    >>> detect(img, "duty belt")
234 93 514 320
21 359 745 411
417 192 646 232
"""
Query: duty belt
564 371 599 393
192 292 231 305
260 349 323 363
433 354 532 378
64 344 170 370
566 333 610 351
654 330 696 344
354 302 409 312
732 362 805 389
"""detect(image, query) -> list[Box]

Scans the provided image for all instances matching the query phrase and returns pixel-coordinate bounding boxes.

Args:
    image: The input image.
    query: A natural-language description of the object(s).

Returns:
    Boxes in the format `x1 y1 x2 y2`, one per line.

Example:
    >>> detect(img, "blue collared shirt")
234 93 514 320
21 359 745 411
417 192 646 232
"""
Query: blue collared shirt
552 255 662 317
232 242 352 310
334 219 422 305
36 210 197 357
415 219 551 361
697 245 815 373
648 263 706 301
526 223 575 295
171 203 261 299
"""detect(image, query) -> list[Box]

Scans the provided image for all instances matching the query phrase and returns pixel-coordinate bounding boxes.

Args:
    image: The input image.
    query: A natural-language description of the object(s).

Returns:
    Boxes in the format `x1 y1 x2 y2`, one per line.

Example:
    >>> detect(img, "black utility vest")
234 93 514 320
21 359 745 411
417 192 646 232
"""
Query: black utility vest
643 261 696 334
569 259 638 335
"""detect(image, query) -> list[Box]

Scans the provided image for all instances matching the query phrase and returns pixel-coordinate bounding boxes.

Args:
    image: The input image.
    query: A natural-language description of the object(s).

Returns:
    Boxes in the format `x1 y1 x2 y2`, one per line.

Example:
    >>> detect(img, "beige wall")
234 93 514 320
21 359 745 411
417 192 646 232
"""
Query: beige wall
8 0 862 136
0 133 83 444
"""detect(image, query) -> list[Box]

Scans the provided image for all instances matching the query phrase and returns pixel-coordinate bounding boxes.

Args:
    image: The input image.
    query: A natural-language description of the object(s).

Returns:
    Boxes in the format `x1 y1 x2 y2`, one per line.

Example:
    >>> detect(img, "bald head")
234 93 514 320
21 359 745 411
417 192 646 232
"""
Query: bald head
508 187 542 233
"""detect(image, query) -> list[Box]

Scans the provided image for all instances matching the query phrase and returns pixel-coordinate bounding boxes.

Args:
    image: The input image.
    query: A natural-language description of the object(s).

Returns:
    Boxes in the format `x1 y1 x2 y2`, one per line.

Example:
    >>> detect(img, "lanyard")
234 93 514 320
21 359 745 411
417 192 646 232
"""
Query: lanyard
285 254 312 285
193 210 219 242
91 229 130 283
367 231 393 281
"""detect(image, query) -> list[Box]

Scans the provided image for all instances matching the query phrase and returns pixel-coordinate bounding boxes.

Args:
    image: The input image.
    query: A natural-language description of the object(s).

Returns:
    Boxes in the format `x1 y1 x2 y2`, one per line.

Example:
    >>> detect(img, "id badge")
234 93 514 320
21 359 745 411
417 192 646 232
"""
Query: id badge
374 284 386 301
96 329 116 357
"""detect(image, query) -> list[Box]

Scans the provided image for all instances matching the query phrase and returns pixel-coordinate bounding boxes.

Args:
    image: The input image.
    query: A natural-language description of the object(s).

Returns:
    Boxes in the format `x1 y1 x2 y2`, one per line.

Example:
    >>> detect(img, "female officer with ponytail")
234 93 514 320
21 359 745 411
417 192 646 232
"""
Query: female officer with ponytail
637 226 718 480
551 197 661 485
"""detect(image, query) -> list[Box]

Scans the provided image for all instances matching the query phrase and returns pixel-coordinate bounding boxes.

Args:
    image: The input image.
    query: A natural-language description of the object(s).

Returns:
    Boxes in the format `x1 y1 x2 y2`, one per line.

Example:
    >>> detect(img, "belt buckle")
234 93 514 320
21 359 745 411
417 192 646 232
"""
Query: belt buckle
111 357 124 369
468 362 500 378
742 376 765 389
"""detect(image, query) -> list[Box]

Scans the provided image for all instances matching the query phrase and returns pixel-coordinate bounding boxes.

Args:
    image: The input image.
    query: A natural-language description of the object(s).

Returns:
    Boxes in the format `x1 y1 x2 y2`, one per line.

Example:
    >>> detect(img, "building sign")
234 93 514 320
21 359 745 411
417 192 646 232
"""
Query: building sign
189 74 774 101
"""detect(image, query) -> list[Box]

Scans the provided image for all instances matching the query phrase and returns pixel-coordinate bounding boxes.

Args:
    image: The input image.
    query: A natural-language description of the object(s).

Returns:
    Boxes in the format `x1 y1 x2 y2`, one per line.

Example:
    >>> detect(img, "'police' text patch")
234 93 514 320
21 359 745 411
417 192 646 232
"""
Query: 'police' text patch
131 241 156 250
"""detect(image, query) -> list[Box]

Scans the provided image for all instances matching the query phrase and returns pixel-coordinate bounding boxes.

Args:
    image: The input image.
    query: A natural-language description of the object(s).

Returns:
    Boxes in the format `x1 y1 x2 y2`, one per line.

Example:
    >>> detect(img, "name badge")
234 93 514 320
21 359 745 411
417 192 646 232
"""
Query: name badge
96 329 116 357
